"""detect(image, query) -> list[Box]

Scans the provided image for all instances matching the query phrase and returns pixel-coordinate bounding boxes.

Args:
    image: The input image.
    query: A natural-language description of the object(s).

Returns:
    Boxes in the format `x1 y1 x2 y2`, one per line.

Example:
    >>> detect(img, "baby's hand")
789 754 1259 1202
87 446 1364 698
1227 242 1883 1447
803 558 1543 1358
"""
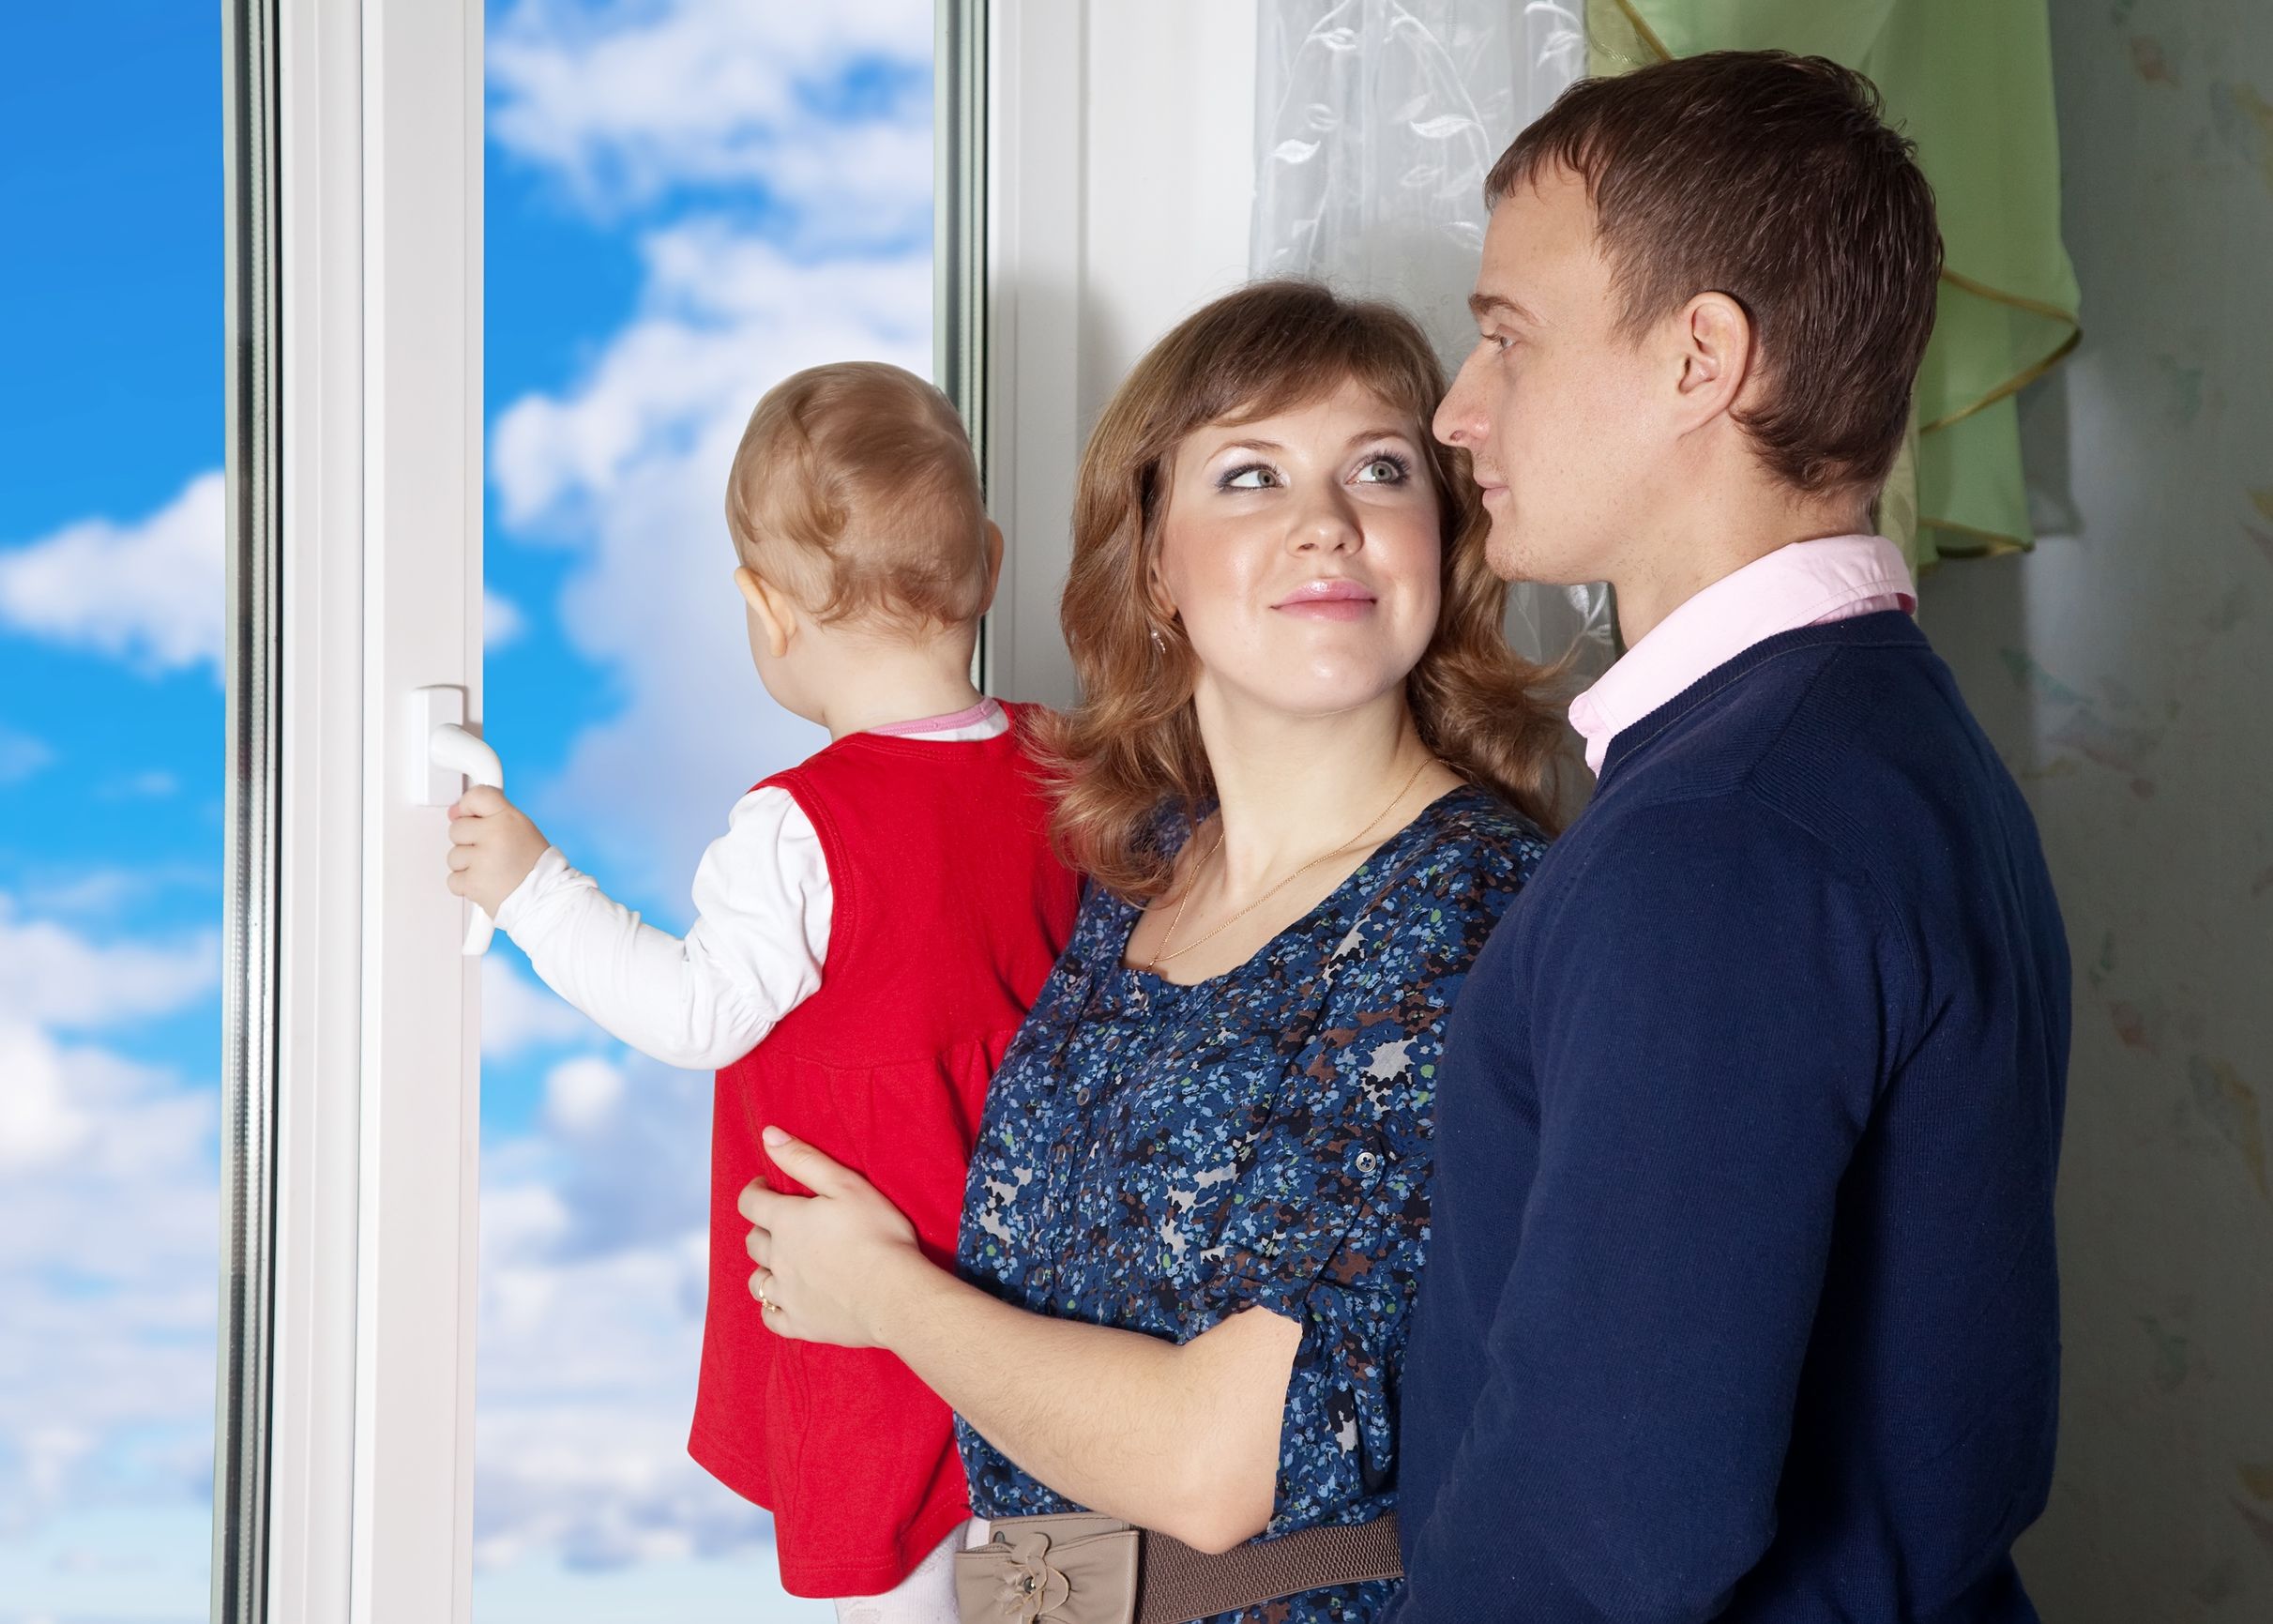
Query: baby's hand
447 785 549 916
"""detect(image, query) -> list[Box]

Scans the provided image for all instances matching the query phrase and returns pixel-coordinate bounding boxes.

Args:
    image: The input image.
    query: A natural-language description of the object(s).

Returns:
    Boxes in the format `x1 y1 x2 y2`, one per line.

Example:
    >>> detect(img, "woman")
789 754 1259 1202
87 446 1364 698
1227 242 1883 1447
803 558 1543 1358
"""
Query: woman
741 281 1567 1622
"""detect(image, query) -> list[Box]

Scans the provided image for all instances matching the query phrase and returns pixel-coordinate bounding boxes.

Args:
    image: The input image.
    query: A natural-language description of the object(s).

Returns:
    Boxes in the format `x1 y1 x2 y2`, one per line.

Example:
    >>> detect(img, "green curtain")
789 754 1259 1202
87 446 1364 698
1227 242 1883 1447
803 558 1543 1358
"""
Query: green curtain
1585 0 2081 569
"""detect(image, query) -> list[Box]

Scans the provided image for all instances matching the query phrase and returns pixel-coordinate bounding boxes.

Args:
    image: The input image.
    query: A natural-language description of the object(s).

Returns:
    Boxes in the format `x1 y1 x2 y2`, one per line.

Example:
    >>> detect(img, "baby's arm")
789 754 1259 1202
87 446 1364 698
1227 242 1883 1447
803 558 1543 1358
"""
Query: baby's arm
448 785 829 1070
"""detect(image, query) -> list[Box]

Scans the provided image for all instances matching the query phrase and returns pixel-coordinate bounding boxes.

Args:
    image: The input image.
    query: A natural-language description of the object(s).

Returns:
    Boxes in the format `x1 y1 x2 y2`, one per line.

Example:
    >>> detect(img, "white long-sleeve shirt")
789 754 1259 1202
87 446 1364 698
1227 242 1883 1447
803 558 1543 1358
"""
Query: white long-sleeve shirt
492 699 1010 1070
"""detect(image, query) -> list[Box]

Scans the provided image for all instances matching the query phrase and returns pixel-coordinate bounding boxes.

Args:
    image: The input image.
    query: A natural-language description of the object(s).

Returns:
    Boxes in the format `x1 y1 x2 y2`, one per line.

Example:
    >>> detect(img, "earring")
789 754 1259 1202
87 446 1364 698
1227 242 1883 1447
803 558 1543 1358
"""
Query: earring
1149 627 1166 651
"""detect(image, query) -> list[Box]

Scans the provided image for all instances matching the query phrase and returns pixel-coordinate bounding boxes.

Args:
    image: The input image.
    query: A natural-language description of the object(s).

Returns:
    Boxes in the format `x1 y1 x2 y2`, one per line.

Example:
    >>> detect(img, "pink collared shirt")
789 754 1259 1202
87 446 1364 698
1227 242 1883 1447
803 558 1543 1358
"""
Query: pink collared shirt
1568 533 1917 777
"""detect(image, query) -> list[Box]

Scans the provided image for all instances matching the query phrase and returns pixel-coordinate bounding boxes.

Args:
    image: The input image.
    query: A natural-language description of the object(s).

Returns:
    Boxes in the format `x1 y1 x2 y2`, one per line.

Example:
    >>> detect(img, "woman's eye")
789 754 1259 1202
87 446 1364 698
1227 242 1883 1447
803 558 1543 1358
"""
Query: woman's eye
1354 452 1413 485
1220 463 1280 491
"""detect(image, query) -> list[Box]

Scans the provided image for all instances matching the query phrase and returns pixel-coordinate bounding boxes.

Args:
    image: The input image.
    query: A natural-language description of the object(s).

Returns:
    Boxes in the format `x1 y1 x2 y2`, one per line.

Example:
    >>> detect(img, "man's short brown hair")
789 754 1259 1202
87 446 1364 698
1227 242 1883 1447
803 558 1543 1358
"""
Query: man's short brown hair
1489 51 1943 495
725 361 990 630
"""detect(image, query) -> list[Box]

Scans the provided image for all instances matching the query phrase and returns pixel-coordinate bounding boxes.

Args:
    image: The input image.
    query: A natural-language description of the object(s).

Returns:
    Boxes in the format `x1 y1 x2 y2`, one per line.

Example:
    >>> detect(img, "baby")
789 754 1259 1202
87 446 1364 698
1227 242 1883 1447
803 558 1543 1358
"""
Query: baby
447 362 1081 1620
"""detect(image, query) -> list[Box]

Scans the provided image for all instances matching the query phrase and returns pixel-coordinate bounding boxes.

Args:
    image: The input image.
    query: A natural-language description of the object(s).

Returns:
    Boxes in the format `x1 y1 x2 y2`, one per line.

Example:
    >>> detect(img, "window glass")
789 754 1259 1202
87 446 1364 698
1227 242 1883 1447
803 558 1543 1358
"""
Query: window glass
478 3 936 1616
0 9 227 1621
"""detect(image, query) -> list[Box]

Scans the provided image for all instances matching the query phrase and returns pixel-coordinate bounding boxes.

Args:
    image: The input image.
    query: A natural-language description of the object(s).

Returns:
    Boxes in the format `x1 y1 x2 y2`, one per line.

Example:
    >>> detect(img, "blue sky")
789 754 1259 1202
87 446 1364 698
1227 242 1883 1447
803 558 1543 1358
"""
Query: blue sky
0 8 223 934
0 3 933 1618
0 9 230 1621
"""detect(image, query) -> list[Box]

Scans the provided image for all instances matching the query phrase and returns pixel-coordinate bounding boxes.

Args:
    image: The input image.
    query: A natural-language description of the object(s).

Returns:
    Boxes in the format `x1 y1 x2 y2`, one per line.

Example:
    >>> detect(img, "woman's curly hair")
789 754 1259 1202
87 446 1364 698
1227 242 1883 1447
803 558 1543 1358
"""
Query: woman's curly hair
1036 280 1570 900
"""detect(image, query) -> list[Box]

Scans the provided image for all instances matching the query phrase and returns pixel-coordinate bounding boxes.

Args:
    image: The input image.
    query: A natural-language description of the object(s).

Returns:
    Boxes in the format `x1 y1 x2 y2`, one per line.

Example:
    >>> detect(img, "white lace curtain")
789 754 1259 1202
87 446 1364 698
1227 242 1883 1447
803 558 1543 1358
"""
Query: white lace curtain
1250 0 1616 675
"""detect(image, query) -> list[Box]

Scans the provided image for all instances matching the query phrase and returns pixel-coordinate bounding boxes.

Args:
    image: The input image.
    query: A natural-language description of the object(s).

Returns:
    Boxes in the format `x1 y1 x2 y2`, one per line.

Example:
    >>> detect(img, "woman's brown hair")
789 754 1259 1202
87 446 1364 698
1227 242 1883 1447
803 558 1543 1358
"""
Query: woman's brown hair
1037 279 1568 901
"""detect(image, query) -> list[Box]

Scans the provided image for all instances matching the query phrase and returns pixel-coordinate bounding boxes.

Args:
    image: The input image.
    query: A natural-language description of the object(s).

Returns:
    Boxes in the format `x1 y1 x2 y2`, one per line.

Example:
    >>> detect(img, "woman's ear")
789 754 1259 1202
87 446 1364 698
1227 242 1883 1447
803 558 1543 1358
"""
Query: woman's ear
1145 558 1179 624
735 565 797 660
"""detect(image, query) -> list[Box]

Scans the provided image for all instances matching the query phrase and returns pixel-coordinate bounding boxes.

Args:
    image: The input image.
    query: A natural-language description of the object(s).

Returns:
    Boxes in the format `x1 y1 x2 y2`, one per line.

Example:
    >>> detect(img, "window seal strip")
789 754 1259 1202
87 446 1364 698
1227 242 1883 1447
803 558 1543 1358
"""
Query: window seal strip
217 0 283 1617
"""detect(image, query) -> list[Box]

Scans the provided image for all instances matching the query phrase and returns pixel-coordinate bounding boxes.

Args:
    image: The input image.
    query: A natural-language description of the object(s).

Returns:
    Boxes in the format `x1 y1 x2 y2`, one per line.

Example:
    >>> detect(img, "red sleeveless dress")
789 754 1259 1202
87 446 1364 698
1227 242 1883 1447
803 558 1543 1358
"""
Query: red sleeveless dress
687 703 1080 1597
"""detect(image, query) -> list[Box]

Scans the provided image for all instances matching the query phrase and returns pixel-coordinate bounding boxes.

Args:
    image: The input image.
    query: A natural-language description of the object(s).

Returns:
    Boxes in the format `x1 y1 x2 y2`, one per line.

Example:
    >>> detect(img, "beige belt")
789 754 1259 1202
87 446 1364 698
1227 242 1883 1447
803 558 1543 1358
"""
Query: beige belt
956 1510 1402 1624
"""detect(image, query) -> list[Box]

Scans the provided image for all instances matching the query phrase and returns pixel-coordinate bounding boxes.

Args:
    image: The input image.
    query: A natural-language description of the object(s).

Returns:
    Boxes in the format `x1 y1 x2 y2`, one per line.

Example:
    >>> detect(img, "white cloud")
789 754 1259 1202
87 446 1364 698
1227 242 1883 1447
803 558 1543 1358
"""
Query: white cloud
542 1054 625 1135
482 951 594 1059
486 587 530 651
0 896 218 1034
17 861 215 924
0 1020 93 1172
492 227 919 900
476 1051 773 1571
488 0 932 246
0 897 221 1525
0 469 224 675
0 996 217 1532
492 231 932 531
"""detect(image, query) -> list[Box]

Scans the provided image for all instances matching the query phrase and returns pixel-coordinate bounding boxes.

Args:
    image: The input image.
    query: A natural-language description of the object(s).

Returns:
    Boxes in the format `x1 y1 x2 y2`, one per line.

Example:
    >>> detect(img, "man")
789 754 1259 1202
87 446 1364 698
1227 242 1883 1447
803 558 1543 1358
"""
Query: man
1392 52 2070 1622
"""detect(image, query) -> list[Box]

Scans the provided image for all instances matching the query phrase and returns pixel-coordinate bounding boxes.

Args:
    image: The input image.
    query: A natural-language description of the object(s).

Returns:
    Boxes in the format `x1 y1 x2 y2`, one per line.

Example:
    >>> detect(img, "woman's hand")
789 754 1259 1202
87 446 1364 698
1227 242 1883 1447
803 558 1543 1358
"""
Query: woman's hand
736 1126 927 1350
446 784 549 915
745 1120 1295 1549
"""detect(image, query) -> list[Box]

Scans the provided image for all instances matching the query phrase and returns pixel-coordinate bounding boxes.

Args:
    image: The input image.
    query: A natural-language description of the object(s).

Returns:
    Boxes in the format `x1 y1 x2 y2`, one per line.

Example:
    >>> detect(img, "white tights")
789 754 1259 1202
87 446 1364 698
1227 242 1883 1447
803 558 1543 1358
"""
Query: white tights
829 1520 977 1624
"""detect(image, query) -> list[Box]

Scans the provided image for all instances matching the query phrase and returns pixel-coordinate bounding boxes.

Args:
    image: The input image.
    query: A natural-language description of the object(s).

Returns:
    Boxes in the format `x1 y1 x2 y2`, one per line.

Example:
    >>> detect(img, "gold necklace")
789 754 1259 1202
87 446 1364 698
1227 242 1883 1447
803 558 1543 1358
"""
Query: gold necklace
1143 748 1434 972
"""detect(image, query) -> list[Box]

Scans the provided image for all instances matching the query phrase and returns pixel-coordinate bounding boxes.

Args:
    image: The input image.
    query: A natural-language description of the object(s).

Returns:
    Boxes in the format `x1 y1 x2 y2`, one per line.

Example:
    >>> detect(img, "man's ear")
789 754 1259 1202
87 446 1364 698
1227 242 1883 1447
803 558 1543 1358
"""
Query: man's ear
735 565 798 659
977 519 1005 615
1673 291 1754 429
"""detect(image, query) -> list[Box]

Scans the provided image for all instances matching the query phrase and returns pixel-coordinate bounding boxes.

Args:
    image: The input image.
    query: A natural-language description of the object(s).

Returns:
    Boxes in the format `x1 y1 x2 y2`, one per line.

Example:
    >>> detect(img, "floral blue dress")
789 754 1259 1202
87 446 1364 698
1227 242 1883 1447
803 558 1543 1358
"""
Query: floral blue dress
955 784 1548 1623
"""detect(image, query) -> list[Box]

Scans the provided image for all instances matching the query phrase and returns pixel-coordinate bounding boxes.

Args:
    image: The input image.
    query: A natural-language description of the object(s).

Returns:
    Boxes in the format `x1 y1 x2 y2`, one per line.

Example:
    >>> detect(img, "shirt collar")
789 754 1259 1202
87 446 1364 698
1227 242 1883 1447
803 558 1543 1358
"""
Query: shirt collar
1568 533 1917 777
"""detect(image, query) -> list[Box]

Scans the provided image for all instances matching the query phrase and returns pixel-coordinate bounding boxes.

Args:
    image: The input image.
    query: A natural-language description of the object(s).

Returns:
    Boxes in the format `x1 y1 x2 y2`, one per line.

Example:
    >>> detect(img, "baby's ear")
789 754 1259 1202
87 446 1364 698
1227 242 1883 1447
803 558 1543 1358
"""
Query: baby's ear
735 565 798 657
733 564 768 613
978 520 1006 610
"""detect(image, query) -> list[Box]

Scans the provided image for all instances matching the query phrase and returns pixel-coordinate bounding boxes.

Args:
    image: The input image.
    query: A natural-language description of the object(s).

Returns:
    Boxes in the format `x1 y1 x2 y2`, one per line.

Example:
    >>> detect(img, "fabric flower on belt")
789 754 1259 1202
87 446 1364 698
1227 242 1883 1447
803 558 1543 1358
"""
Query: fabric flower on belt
996 1530 1073 1621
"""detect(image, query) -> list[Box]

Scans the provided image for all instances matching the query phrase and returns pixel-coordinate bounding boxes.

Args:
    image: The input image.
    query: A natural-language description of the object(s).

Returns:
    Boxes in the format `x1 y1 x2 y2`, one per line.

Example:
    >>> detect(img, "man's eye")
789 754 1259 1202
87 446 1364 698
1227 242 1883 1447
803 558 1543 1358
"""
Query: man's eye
1220 463 1280 491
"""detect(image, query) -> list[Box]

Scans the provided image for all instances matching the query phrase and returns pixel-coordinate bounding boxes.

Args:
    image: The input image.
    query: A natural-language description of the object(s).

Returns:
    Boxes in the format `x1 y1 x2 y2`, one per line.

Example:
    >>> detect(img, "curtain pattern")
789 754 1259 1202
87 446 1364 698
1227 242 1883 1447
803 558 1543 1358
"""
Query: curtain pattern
1250 0 1619 675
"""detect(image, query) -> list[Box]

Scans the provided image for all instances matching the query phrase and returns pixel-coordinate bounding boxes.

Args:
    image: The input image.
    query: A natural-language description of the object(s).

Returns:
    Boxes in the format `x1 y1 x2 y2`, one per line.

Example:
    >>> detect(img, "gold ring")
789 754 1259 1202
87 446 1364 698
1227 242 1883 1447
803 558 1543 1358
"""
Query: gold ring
755 1276 773 1311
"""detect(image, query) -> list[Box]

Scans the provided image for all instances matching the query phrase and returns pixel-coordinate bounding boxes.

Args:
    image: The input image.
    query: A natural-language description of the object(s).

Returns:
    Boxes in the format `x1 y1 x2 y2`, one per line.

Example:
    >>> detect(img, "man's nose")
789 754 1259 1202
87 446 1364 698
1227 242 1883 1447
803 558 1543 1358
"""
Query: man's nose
1434 355 1487 448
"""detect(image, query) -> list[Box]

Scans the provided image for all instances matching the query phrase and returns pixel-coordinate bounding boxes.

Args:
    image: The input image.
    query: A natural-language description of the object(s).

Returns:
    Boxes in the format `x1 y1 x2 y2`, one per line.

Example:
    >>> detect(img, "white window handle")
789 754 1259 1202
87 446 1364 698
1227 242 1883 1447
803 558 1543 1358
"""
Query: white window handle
411 685 505 955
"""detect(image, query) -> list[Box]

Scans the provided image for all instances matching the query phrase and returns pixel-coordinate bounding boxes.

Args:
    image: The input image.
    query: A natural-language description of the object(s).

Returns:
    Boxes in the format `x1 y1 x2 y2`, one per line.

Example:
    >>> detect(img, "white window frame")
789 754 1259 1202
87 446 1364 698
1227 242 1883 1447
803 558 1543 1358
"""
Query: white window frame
223 5 1257 1619
223 0 485 1619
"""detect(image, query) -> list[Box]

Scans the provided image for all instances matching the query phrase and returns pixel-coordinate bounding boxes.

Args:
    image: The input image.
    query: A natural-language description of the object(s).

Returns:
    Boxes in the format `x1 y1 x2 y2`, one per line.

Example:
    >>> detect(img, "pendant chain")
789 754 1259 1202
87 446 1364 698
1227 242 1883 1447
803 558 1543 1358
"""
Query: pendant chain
1143 745 1433 972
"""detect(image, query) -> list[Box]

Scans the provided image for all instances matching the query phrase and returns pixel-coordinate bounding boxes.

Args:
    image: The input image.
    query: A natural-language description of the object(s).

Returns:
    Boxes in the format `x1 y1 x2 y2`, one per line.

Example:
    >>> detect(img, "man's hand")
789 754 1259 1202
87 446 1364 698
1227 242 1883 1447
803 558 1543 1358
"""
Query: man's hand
446 785 549 915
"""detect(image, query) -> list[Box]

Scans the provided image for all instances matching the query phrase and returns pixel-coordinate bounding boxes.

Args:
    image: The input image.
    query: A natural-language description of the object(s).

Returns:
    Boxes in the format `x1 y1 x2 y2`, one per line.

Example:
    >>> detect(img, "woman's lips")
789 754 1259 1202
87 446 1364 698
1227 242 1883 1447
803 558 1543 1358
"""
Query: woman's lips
1274 579 1378 621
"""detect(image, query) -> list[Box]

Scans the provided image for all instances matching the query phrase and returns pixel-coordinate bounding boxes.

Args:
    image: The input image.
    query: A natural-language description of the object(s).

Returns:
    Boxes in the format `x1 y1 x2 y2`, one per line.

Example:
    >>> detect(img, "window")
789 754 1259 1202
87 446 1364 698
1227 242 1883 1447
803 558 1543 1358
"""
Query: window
0 9 229 1623
1 5 1231 1618
177 2 986 1621
473 0 941 1613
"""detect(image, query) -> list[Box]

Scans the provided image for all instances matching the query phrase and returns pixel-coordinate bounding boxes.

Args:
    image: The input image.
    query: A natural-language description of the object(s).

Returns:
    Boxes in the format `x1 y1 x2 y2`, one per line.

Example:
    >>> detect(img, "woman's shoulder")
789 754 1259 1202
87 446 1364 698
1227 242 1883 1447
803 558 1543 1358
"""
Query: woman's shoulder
1407 782 1552 892
1059 797 1194 931
1322 784 1546 985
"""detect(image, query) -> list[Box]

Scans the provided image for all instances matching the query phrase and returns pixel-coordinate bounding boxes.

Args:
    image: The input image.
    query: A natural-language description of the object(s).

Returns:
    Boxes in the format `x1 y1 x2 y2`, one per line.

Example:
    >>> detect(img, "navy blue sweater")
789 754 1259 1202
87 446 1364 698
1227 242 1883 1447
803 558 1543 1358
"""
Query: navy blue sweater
1390 614 2069 1623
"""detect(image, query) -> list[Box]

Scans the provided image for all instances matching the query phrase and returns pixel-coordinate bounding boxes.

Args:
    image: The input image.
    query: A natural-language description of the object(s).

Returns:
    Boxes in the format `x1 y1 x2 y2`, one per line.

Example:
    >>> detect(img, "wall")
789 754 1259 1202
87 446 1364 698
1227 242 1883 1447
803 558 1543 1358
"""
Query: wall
1926 2 2273 1616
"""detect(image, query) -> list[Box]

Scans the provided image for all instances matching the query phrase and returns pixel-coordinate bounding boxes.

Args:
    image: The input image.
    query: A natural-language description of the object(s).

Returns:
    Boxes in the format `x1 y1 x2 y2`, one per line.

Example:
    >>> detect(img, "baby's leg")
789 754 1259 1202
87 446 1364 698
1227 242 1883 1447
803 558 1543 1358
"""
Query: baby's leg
830 1521 970 1624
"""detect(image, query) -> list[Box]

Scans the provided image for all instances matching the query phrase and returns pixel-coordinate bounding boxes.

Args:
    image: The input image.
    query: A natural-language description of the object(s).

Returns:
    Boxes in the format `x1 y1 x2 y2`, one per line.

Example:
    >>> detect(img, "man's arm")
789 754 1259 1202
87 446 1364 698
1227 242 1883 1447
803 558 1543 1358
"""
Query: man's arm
1399 797 1898 1622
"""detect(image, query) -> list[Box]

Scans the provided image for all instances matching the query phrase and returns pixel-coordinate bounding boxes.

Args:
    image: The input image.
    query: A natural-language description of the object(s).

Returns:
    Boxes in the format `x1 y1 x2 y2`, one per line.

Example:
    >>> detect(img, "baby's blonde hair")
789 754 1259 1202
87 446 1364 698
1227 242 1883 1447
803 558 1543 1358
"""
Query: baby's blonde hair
725 361 991 632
